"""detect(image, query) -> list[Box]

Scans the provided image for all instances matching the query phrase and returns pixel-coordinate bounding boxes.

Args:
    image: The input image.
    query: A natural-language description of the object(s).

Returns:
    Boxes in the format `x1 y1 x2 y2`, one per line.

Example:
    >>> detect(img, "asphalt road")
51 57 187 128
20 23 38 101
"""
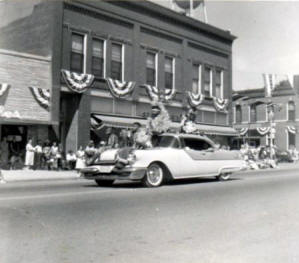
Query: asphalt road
1 168 299 263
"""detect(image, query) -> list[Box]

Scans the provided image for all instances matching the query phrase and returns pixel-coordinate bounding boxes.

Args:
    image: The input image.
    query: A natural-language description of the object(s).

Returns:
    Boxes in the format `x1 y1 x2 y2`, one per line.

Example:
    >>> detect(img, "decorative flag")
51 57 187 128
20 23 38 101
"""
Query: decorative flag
238 127 248 136
286 125 296 134
142 84 160 101
213 97 229 112
29 87 50 110
61 70 94 93
256 127 271 135
188 92 204 107
164 87 176 101
263 74 276 97
106 78 136 99
0 83 10 97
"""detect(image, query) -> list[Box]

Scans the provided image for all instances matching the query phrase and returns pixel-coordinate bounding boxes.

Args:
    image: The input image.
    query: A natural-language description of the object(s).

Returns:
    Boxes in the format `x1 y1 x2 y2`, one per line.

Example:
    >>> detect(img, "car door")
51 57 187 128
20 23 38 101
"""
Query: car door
176 137 218 177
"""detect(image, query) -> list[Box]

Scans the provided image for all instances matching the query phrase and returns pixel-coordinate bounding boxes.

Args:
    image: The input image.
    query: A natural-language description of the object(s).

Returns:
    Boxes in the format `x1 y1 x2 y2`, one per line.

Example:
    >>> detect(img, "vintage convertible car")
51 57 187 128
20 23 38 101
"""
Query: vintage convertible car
80 133 245 187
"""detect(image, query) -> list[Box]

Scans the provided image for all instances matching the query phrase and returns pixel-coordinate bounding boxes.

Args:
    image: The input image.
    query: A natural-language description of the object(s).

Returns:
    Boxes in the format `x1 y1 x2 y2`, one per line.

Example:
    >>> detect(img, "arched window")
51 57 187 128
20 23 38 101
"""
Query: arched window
250 104 257 123
288 101 295 121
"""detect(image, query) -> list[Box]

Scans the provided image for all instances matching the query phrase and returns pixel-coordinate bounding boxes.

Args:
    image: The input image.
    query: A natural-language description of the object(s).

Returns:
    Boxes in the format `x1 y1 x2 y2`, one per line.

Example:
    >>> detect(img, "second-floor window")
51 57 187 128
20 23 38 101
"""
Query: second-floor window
288 101 295 121
235 105 242 123
165 56 174 90
215 69 223 99
146 52 157 86
192 64 202 94
111 43 123 81
250 104 257 123
204 66 212 97
92 39 105 78
71 33 85 73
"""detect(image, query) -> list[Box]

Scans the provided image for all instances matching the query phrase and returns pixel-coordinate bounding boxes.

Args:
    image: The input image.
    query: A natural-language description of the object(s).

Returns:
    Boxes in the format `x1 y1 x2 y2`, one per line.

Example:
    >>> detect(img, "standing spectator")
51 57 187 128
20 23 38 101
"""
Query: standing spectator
0 137 9 169
24 139 35 170
66 150 77 170
76 146 85 171
131 122 141 147
56 144 64 170
42 140 51 170
119 128 129 148
106 127 119 148
34 140 43 170
50 142 59 170
85 140 97 165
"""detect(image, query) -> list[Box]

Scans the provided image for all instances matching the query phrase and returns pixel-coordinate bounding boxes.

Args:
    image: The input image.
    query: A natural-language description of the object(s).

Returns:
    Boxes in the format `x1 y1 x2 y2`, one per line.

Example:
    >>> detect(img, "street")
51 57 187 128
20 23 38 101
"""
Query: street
1 168 299 263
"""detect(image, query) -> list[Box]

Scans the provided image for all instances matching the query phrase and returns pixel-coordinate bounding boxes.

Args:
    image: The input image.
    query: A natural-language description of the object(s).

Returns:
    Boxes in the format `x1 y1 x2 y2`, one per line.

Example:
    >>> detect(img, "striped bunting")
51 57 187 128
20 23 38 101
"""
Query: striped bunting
238 127 248 136
256 127 271 135
0 83 10 97
106 78 136 98
213 97 229 112
29 87 50 110
188 92 204 107
61 70 94 93
286 125 296 134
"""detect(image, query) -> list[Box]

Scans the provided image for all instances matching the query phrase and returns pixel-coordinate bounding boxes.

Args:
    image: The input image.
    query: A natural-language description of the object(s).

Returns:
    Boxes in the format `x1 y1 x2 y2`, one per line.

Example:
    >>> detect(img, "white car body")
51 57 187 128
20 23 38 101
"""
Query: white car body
81 133 245 186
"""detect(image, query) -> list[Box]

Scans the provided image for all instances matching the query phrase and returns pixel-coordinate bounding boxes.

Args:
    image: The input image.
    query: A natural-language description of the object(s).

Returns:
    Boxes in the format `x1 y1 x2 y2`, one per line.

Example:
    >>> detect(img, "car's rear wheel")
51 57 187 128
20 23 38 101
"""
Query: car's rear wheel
95 179 114 187
217 173 231 181
143 163 164 187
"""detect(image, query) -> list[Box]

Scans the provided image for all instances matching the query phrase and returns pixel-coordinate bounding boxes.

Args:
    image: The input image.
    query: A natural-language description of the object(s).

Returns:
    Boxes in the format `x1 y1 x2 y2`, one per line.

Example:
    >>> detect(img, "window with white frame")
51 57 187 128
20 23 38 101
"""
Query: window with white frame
92 38 105 78
146 52 157 86
215 69 223 99
288 101 295 121
235 105 242 123
71 33 85 73
192 64 202 94
111 43 123 81
164 56 174 90
288 131 296 149
204 66 212 97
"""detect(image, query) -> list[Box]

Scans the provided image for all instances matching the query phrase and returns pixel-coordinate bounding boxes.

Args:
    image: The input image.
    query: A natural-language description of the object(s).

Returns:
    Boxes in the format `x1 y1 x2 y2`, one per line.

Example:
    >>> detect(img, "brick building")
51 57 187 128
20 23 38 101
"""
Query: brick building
0 0 237 154
232 77 299 150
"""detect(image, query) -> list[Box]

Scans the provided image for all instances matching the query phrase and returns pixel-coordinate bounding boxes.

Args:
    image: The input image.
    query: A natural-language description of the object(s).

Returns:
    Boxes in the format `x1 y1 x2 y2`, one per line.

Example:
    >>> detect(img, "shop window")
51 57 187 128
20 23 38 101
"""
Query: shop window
92 38 105 78
288 131 296 148
235 105 242 123
111 43 123 81
146 52 157 86
70 33 85 73
192 64 202 94
288 101 295 121
204 66 212 97
215 69 223 99
250 104 257 123
164 56 174 90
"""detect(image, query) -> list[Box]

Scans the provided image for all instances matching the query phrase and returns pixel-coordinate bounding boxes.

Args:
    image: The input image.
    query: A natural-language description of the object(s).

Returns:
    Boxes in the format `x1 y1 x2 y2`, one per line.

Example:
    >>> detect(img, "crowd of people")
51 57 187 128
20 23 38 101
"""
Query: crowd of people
240 143 299 170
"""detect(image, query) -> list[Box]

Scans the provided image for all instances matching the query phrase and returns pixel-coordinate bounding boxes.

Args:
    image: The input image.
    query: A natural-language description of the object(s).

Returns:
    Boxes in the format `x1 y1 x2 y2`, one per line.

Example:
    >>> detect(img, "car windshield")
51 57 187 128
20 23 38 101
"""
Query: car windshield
154 135 180 148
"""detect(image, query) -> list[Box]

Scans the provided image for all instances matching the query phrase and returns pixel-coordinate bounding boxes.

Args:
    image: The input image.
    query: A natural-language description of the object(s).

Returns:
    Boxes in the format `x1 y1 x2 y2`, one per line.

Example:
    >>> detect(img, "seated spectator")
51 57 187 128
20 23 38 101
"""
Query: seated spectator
66 150 77 170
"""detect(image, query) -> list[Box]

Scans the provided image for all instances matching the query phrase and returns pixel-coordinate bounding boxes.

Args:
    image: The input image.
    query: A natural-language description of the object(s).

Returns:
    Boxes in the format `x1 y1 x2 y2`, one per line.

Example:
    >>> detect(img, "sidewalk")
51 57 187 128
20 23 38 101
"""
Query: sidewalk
0 169 80 183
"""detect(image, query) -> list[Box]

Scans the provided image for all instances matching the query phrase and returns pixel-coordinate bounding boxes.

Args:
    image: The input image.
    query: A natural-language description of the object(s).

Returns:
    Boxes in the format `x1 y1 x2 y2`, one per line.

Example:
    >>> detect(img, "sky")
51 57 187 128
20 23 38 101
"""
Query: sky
155 0 299 91
1 0 299 91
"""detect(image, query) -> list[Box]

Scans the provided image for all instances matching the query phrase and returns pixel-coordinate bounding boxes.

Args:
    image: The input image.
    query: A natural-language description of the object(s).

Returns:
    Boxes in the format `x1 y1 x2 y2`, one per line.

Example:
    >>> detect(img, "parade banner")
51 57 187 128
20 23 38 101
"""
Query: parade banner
106 78 136 98
29 86 50 110
256 127 271 135
238 127 248 136
188 92 204 107
0 83 10 97
286 125 296 134
213 97 229 111
263 73 276 97
61 70 94 93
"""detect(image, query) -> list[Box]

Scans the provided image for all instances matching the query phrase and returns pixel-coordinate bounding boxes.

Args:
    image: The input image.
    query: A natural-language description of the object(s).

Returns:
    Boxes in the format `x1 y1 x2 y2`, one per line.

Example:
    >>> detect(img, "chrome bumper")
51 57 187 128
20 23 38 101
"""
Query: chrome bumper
81 166 147 181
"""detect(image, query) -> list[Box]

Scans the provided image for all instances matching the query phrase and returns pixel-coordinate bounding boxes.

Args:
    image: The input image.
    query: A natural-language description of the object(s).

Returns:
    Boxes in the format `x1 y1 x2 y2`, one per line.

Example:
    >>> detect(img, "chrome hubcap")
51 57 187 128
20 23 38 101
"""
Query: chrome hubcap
147 165 162 185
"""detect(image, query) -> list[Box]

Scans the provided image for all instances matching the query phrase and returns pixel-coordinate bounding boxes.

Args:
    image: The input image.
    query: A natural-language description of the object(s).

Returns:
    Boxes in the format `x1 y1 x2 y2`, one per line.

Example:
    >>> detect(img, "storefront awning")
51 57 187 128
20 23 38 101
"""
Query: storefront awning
195 124 238 136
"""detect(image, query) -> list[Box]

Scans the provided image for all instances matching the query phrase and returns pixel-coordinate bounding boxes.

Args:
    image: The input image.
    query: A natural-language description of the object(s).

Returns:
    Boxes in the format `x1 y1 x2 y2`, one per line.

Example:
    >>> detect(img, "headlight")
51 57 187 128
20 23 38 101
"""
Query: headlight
127 153 137 164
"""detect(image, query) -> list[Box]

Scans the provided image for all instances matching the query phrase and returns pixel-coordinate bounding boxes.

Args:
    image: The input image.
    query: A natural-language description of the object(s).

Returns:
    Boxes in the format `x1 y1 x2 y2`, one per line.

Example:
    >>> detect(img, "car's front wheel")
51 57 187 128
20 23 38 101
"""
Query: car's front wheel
95 179 114 187
142 163 164 187
217 173 231 181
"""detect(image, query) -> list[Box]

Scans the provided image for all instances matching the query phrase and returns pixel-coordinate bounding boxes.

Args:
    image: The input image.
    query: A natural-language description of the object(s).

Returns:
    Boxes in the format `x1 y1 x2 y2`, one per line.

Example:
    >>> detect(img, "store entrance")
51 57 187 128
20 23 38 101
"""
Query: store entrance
0 125 27 169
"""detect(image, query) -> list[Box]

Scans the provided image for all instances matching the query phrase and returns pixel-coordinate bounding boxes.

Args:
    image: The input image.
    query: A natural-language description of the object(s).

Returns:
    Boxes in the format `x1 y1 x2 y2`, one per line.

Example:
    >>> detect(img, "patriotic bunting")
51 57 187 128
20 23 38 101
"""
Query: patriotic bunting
0 83 10 97
106 78 136 98
0 106 21 119
263 74 277 97
164 87 176 101
286 125 296 134
238 127 248 136
213 97 229 112
142 84 160 101
61 70 94 93
29 87 50 110
256 127 271 135
188 92 205 107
